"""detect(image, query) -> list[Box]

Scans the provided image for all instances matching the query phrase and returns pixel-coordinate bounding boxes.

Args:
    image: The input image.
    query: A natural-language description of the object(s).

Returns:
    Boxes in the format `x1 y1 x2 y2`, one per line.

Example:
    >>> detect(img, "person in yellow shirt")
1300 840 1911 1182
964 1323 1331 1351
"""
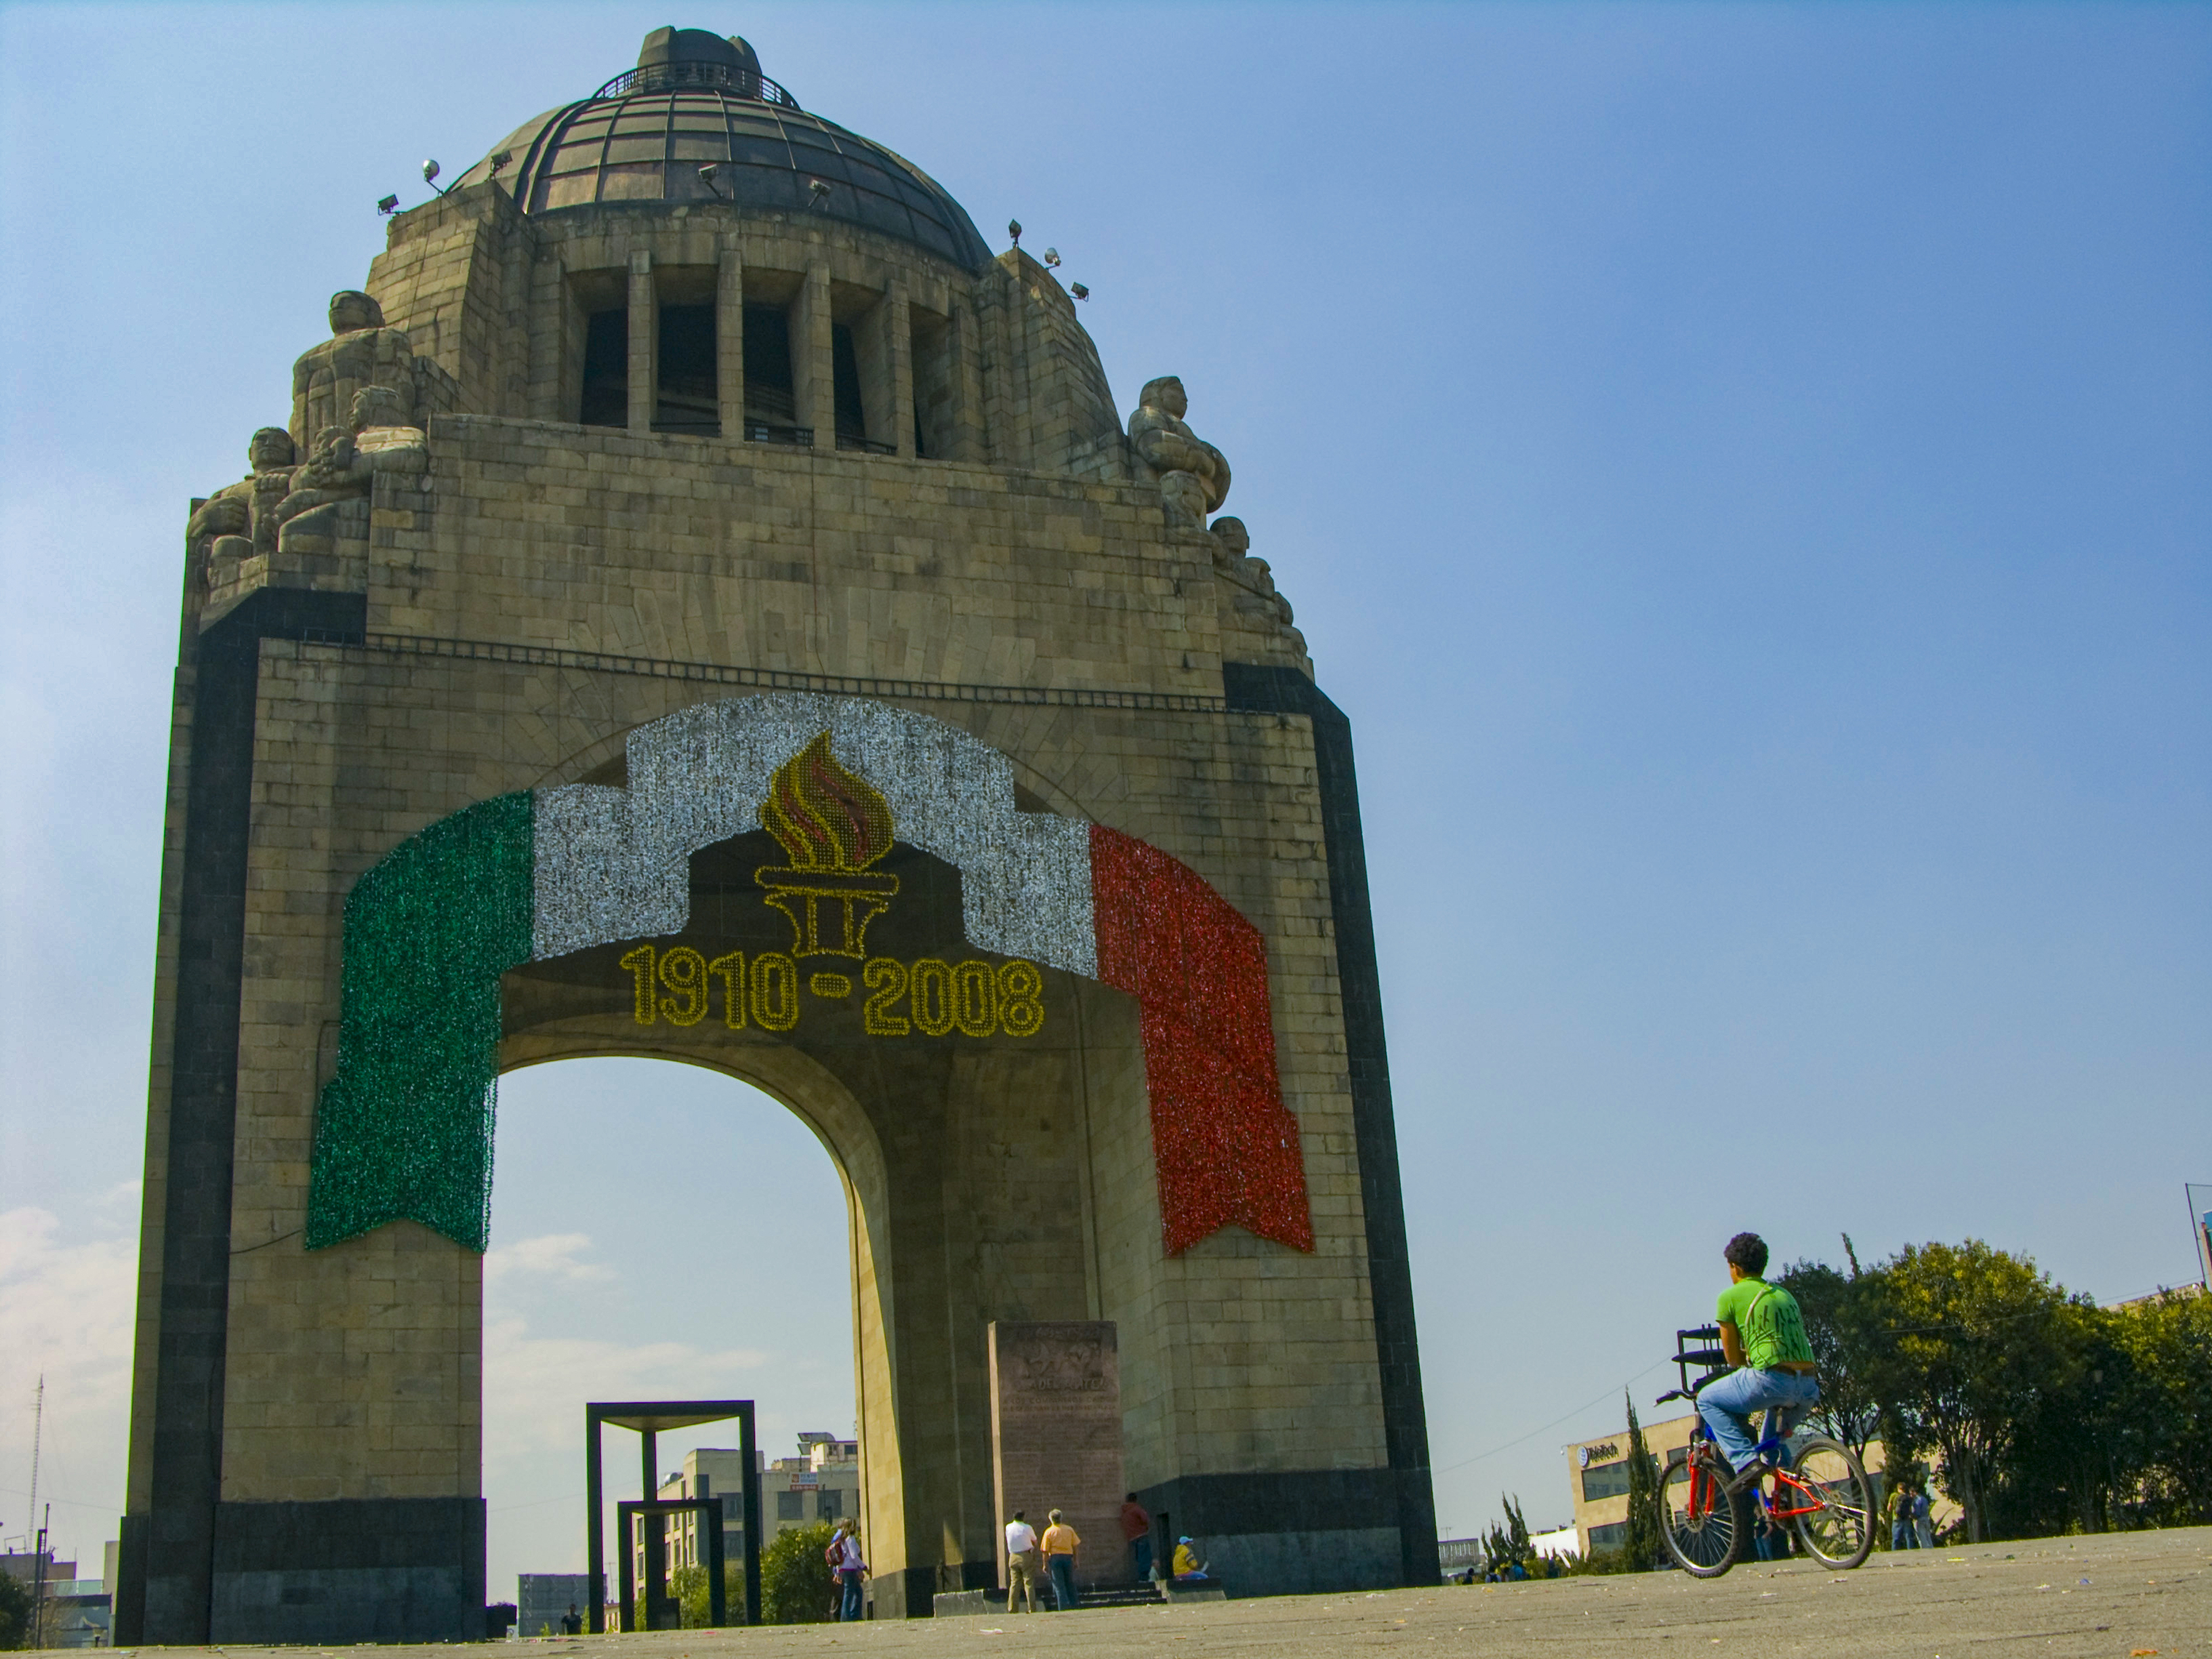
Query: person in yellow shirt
1040 1509 1080 1611
1171 1536 1209 1580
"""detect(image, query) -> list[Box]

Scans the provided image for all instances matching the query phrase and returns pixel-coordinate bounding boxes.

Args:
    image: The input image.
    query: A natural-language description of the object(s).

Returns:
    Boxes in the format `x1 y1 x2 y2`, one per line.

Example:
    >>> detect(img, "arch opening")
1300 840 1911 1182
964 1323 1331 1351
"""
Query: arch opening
483 1051 885 1629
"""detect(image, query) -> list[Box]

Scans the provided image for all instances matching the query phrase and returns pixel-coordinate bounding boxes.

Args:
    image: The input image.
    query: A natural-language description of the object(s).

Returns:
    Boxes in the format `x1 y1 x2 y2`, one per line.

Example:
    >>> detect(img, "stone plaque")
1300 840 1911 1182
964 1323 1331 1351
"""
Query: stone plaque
987 1321 1127 1587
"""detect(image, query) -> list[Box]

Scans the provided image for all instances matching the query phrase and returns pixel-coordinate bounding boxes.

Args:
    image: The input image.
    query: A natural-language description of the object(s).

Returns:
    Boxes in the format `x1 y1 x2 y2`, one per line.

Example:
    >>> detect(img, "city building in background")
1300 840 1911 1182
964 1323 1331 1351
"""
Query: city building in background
640 1433 861 1595
1563 1418 1956 1556
2 1549 115 1647
516 1574 591 1638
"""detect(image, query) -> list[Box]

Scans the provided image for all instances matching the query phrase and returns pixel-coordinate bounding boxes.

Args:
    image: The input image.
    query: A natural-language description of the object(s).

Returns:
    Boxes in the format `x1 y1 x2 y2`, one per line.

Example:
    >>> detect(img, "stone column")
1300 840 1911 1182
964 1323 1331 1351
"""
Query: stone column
855 282 906 455
792 260 832 447
626 250 655 436
948 298 987 464
716 249 745 439
886 280 914 457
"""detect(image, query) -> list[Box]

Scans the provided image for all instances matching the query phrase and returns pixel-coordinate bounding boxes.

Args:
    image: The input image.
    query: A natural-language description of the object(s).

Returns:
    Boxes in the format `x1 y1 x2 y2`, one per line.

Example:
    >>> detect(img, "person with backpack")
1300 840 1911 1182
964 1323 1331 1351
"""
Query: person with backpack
1885 1479 1916 1550
825 1519 867 1620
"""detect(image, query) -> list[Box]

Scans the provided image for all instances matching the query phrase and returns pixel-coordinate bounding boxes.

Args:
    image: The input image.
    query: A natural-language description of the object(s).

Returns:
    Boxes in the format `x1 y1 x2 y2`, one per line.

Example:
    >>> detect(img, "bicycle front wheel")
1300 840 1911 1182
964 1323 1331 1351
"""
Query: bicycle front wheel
1784 1435 1875 1568
1658 1446 1746 1578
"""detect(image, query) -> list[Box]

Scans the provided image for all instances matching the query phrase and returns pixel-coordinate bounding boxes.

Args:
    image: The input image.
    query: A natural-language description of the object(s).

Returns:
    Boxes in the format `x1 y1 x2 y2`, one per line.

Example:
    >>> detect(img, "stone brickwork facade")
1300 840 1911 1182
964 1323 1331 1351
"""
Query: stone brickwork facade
119 28 1433 1644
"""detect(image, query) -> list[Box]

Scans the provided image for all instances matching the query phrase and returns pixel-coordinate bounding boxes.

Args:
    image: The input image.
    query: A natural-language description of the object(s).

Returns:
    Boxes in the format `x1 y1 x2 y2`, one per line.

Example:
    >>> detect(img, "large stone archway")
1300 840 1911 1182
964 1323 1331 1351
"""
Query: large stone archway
119 25 1434 1643
298 693 1315 1618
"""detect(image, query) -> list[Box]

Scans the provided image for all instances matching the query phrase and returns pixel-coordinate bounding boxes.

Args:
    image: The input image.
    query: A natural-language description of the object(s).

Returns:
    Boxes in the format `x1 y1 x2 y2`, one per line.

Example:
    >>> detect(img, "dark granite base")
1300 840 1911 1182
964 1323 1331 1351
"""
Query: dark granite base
207 1496 486 1644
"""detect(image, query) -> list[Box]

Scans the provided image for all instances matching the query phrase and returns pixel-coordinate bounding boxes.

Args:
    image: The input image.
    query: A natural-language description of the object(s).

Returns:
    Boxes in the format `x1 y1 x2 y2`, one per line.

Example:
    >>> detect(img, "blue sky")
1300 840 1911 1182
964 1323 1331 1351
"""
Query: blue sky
1 1 2206 1585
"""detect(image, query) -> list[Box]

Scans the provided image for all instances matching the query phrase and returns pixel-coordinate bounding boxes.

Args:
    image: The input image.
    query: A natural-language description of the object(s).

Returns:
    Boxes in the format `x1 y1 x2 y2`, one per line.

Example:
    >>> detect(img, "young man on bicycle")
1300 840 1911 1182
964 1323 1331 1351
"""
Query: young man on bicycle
1700 1232 1820 1475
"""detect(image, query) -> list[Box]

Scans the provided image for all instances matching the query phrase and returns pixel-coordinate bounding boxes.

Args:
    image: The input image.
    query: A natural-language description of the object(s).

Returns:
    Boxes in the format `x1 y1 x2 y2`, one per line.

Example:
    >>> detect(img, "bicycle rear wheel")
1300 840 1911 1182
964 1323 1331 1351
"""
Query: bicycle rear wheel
1658 1445 1746 1577
1784 1435 1875 1568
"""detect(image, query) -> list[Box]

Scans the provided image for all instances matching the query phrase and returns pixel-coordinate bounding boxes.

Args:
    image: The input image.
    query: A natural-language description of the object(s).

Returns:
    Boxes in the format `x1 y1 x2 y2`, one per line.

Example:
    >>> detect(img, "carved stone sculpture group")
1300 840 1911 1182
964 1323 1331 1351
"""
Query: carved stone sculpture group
187 291 430 577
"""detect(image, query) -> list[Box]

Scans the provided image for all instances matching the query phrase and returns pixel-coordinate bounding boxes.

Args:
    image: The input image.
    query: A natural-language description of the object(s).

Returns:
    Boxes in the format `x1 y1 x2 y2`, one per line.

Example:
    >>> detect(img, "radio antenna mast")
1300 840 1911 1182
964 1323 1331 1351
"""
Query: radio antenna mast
25 1373 41 1557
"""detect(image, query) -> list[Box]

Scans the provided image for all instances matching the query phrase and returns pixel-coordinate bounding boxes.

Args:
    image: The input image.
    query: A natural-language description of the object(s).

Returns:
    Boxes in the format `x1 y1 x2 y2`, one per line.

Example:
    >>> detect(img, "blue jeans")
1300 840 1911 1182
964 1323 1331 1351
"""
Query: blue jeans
1698 1367 1820 1471
1131 1536 1153 1581
838 1570 863 1620
1891 1521 1917 1549
1047 1554 1078 1610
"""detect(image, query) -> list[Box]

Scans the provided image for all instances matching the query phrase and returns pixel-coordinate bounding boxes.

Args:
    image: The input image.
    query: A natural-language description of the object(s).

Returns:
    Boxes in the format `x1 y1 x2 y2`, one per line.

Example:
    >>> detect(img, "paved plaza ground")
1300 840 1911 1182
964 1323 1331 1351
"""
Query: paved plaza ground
129 1528 2206 1658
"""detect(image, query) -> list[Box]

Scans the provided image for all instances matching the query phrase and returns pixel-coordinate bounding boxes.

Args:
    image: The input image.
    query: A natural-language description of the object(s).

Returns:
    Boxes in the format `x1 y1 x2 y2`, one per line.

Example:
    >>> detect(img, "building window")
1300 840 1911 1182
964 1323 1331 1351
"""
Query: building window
817 1490 842 1521
775 1492 805 1521
1581 1458 1635 1502
743 304 796 424
1587 1522 1628 1552
655 304 718 435
579 310 628 427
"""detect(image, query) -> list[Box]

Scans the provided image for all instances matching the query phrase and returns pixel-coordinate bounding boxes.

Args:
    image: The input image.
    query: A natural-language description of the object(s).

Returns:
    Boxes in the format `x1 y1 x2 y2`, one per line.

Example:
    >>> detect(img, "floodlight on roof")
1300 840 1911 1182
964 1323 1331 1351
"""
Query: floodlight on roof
1042 247 1061 268
1008 218 1022 247
377 194 400 216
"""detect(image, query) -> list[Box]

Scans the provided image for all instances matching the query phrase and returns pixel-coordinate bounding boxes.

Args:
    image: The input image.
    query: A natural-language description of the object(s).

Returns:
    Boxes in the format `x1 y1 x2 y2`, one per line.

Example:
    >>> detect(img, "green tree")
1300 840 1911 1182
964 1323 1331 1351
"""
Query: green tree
1621 1392 1660 1572
671 1561 747 1629
0 1569 29 1650
760 1522 837 1625
1865 1240 2078 1542
1481 1494 1534 1577
1777 1257 1887 1462
2114 1287 2212 1525
1994 1300 2157 1536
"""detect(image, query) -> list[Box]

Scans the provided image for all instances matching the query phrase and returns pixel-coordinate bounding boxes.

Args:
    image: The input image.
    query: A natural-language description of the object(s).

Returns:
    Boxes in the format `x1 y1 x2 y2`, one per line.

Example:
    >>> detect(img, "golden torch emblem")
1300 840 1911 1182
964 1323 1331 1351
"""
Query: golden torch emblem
754 733 901 958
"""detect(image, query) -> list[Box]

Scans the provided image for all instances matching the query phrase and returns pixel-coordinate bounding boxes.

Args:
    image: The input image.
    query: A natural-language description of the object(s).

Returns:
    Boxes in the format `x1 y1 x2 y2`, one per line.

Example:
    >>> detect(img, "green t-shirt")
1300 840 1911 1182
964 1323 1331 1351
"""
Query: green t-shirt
1716 1277 1816 1370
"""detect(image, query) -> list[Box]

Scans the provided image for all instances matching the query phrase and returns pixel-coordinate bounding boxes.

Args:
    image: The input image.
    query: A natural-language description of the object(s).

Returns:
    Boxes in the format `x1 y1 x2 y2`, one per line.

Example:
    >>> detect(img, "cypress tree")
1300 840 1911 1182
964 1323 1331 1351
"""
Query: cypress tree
1623 1391 1661 1571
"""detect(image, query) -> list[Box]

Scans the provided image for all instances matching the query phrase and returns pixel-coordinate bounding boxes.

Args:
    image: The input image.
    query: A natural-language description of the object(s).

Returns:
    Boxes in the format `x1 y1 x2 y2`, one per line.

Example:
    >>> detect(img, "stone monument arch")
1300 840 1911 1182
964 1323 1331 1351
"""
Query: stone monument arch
119 26 1435 1644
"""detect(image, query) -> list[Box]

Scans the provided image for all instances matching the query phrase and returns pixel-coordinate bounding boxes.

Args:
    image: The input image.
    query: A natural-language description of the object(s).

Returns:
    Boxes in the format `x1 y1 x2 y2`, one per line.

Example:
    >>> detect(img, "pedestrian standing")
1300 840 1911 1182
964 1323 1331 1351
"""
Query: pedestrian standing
828 1518 867 1621
1885 1479 1914 1550
1003 1511 1042 1614
1912 1481 1934 1550
1120 1492 1153 1582
1041 1508 1082 1611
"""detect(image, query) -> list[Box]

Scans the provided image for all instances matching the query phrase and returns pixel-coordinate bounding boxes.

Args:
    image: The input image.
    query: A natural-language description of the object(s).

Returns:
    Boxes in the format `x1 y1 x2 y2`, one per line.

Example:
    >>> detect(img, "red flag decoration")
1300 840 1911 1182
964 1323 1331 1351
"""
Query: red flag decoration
1090 825 1315 1255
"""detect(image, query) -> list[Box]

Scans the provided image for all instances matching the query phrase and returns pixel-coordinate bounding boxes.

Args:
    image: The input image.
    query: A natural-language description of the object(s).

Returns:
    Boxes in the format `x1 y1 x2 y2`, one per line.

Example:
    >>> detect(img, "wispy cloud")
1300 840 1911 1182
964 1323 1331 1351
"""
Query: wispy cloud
484 1232 617 1287
0 1209 137 1544
483 1315 773 1461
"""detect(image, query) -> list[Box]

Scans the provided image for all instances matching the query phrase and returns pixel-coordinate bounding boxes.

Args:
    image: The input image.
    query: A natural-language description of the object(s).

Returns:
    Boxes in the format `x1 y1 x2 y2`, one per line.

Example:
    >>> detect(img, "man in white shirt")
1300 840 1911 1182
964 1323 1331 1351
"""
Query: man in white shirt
1003 1511 1042 1613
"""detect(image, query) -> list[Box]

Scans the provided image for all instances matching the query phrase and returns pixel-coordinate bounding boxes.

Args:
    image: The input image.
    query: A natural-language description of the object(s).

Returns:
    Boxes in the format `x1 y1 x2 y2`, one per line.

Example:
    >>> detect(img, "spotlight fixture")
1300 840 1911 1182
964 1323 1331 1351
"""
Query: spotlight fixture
488 149 513 178
377 194 401 216
1008 218 1022 247
422 158 450 198
699 163 727 199
1042 247 1061 269
808 178 832 209
1070 283 1089 302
